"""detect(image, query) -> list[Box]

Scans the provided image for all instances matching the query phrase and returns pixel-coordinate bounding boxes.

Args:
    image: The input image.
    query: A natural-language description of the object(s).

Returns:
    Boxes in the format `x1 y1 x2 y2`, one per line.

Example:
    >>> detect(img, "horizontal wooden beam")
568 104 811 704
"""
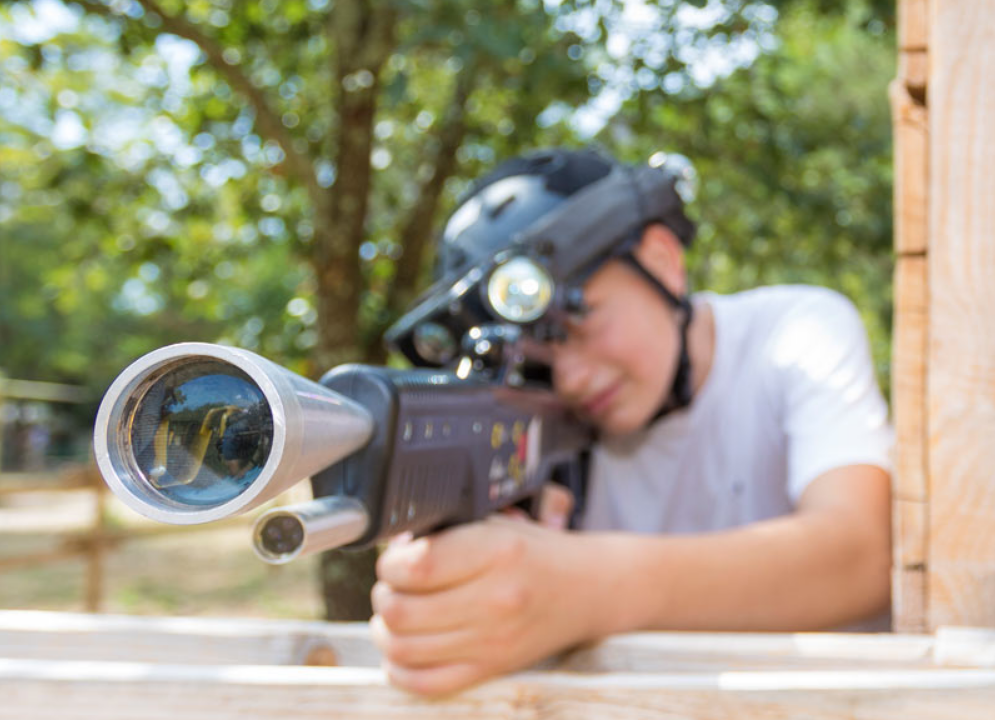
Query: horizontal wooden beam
0 611 940 672
3 612 995 719
2 658 995 720
0 378 88 403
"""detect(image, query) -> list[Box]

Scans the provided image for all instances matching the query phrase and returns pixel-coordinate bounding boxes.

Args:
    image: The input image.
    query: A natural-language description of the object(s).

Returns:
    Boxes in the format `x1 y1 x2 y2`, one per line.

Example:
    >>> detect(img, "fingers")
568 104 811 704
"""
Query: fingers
371 580 471 634
382 657 484 697
377 519 525 593
372 567 530 636
539 484 574 530
371 613 478 669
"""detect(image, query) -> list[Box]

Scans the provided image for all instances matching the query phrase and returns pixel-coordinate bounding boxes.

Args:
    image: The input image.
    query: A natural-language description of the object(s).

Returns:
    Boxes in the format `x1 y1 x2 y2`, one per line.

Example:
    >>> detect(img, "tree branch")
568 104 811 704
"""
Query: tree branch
381 63 478 337
78 0 322 206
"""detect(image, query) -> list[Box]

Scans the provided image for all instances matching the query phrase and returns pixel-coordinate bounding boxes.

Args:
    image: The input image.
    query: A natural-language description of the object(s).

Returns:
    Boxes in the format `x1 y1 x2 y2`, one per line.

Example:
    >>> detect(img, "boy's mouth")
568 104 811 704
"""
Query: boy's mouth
582 382 621 418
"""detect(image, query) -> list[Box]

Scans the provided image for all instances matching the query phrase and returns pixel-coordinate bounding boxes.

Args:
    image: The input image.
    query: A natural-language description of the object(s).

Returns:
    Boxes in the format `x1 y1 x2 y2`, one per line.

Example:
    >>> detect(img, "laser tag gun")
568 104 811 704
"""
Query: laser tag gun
92 148 696 564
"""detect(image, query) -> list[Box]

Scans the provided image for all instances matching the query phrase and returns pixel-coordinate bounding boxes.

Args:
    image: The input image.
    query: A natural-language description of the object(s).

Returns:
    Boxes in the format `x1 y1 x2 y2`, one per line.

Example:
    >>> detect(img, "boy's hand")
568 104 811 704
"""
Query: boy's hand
371 512 596 696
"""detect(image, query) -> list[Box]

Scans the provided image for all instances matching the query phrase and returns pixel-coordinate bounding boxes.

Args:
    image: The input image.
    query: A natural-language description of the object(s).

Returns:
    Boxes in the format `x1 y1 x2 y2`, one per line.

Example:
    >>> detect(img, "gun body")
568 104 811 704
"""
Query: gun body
314 365 589 548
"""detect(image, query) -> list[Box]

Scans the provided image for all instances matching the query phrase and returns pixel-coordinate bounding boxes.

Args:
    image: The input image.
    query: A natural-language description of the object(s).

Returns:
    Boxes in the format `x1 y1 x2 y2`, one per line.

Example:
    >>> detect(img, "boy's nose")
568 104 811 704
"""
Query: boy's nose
550 343 593 404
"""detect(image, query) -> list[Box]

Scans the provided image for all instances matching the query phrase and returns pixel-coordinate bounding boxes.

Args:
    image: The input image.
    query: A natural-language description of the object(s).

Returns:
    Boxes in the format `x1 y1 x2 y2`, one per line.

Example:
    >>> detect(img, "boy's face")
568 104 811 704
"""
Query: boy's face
549 254 683 436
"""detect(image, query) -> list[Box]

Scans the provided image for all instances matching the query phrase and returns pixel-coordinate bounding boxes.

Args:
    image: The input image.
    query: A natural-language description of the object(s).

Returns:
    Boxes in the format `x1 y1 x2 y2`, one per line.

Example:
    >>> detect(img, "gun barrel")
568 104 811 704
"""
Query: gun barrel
252 496 369 564
93 343 375 525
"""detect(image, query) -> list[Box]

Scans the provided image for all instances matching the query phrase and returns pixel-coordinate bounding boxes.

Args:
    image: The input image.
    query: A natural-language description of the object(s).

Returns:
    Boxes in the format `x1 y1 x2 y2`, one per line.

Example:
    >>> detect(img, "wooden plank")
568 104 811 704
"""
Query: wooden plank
898 0 929 51
12 612 995 718
84 482 108 613
3 660 995 720
556 633 935 673
891 256 928 503
893 566 928 634
890 81 929 255
0 612 380 669
0 611 937 673
0 548 87 572
935 627 995 667
0 378 88 403
892 499 929 633
927 0 995 630
0 468 93 494
894 499 928 570
898 50 929 97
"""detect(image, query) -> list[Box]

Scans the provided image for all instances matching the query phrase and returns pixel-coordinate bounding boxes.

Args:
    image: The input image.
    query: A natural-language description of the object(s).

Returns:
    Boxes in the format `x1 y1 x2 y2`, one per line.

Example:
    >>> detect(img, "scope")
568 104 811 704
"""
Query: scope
93 343 375 525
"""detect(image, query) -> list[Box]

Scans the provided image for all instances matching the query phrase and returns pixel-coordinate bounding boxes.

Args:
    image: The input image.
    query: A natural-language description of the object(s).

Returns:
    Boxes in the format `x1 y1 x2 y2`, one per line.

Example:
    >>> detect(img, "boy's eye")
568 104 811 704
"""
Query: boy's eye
564 306 596 338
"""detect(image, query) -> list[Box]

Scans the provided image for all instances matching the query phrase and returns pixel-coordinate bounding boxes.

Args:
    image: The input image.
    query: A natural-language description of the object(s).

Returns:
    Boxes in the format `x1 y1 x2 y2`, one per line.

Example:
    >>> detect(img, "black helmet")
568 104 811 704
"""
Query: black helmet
435 147 695 284
386 145 698 414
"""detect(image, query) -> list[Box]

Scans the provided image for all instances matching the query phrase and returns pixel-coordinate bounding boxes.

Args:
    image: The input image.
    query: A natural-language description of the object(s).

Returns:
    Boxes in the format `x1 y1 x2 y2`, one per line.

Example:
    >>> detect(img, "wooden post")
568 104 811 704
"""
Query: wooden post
84 466 107 613
926 0 995 629
892 0 995 632
891 0 931 633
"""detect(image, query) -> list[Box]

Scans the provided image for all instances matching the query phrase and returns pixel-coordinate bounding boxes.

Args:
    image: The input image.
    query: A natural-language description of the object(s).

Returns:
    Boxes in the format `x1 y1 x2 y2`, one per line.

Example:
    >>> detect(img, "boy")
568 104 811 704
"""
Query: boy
371 148 893 696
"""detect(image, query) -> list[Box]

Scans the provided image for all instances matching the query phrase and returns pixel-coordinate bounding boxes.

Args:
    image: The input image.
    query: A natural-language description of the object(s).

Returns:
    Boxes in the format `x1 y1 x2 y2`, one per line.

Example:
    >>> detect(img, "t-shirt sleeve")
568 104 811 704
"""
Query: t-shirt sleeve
767 289 893 503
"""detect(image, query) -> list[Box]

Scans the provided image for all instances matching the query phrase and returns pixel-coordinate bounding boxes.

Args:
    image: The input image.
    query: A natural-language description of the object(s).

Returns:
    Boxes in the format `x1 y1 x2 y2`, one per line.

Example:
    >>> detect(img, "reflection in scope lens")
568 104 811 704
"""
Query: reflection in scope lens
128 359 273 507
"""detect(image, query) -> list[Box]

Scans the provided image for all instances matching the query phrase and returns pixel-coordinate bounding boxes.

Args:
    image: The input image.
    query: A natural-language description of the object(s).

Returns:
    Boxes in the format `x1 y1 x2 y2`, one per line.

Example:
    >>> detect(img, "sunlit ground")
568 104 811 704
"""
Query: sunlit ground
0 481 325 619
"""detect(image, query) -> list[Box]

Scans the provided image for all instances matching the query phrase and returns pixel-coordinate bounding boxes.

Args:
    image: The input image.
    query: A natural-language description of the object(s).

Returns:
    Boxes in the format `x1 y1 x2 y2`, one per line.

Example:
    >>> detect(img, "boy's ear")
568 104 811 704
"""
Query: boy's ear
633 223 687 296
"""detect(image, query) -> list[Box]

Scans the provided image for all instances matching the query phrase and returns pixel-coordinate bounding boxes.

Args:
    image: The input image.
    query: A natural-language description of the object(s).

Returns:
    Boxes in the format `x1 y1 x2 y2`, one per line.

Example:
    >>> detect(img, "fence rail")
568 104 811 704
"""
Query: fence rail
0 464 246 612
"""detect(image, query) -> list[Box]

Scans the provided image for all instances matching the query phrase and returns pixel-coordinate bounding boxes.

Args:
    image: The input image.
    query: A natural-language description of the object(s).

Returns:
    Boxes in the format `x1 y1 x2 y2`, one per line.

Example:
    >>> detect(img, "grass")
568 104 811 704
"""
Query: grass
0 484 325 619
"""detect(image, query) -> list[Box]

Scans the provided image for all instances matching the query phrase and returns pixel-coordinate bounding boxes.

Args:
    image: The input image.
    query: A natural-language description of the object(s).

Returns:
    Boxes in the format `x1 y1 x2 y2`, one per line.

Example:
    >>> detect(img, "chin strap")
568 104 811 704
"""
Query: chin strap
618 252 695 422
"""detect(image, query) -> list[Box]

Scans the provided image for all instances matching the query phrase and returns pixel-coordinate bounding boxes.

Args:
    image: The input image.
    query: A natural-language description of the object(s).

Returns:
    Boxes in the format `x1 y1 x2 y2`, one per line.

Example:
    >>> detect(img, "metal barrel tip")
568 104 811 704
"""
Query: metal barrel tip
252 496 369 564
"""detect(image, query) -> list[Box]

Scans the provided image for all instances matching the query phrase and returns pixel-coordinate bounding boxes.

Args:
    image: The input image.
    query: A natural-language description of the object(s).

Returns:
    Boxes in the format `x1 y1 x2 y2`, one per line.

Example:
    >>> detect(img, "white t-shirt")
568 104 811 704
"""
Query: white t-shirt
581 285 893 534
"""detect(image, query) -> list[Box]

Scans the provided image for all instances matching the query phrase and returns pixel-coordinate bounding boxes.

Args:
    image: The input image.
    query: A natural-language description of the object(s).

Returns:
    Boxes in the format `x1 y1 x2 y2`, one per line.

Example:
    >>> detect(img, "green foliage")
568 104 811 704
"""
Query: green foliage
0 0 898 620
603 0 896 389
0 0 897 392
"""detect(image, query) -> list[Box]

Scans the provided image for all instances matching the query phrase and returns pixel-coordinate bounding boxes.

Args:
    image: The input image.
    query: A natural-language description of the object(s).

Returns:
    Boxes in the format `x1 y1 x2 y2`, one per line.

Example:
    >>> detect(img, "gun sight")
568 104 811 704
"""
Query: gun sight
94 343 375 525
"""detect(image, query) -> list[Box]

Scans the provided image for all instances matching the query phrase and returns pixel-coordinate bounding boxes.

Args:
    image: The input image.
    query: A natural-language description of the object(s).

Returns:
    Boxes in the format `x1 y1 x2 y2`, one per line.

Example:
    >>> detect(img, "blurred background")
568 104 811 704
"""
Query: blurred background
0 0 895 620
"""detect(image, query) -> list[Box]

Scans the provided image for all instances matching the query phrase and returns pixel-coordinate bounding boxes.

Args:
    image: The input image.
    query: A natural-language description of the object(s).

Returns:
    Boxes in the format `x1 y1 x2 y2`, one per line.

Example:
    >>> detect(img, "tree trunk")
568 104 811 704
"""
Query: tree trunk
315 0 397 621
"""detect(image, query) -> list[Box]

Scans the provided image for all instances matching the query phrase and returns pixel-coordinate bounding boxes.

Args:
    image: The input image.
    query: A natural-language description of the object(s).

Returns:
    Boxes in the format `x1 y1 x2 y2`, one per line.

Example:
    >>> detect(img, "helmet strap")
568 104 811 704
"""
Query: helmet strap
617 252 695 422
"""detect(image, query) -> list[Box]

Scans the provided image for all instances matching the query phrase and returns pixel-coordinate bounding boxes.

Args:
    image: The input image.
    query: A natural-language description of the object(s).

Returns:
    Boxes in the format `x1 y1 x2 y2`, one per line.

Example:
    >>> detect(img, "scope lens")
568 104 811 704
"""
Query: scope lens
127 359 273 507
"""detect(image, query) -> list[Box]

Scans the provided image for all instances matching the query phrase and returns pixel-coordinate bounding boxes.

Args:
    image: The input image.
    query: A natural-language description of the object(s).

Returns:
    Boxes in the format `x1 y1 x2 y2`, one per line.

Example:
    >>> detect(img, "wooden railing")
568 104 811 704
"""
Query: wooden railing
2 611 995 719
0 465 257 613
0 465 110 612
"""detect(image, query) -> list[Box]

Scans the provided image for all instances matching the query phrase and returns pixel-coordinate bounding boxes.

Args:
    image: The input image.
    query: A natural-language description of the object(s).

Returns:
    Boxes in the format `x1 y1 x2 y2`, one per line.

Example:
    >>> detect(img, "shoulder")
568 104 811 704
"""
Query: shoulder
706 284 860 322
705 285 868 364
765 286 869 369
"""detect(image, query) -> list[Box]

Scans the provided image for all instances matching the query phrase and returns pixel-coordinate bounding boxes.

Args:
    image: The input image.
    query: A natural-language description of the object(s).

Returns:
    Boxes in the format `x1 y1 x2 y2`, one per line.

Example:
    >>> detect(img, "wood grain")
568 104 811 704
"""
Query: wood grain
890 81 929 255
892 500 929 633
899 50 928 96
898 0 929 51
891 256 928 503
892 566 928 634
8 612 995 719
0 611 937 673
927 0 995 629
3 660 995 720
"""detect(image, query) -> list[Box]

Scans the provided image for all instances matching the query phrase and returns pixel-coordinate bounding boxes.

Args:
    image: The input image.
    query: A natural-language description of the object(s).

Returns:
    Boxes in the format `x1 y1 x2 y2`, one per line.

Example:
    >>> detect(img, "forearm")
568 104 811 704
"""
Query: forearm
577 516 888 637
570 466 892 636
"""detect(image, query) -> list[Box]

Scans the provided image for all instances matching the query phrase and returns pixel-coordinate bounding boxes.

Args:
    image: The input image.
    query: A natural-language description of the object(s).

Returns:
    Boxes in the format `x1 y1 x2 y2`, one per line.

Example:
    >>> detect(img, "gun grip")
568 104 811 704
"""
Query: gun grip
514 493 544 523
